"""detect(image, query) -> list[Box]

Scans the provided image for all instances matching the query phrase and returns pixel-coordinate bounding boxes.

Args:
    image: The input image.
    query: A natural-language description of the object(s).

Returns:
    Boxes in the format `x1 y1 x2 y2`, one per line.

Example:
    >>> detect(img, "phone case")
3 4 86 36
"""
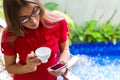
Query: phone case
50 62 67 72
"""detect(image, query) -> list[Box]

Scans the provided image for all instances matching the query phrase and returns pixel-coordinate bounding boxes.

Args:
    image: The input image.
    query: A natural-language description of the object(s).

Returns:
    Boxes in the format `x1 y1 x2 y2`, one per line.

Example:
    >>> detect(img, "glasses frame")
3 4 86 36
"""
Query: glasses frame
19 6 40 24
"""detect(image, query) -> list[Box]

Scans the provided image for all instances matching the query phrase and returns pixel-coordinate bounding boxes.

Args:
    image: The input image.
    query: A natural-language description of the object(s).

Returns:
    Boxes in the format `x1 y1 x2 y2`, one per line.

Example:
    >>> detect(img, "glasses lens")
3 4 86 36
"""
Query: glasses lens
32 6 40 17
20 17 29 23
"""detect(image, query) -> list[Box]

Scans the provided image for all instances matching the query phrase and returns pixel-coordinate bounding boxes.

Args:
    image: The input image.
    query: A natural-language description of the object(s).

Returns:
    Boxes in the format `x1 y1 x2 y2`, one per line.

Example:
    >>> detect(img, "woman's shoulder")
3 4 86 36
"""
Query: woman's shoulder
1 28 14 41
2 28 13 36
42 10 68 28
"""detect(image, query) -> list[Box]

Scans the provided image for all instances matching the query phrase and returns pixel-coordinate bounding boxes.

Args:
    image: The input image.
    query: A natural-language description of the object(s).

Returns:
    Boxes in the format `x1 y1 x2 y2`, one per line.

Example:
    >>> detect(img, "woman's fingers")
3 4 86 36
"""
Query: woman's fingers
27 51 35 60
26 51 41 65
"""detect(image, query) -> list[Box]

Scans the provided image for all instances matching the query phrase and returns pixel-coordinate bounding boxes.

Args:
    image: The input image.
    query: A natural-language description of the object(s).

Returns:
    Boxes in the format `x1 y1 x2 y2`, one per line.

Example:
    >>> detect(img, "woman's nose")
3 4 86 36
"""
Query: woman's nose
29 17 37 24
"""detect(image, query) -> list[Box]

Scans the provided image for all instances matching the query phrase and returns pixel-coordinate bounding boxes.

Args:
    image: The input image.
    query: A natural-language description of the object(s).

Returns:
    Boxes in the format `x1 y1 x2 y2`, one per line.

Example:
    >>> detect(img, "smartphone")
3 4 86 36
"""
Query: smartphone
50 62 67 72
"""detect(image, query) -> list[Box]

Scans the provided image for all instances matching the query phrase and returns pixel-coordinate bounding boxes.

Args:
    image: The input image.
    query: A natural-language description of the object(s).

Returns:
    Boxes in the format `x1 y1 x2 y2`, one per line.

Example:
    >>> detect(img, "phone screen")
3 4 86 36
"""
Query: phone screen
50 63 65 70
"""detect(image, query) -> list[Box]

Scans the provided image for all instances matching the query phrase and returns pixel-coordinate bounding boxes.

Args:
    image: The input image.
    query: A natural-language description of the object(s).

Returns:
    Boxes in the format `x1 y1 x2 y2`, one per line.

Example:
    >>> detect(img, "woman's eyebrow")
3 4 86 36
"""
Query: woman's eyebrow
19 15 28 18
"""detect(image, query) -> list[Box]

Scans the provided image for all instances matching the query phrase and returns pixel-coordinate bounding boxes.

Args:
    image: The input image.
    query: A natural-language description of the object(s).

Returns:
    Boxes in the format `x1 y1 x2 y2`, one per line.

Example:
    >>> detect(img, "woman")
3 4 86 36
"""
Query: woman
1 0 70 80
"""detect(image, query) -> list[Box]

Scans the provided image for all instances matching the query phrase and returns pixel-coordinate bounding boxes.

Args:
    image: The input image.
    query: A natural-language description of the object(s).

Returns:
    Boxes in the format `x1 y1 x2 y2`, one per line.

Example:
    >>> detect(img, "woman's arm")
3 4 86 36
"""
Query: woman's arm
59 39 70 64
4 55 29 74
4 52 41 74
47 40 70 76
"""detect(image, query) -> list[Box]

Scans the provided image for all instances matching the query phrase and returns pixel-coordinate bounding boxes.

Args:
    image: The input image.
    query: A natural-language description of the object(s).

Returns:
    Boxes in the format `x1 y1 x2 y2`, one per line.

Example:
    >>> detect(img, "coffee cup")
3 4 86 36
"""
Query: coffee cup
35 47 51 63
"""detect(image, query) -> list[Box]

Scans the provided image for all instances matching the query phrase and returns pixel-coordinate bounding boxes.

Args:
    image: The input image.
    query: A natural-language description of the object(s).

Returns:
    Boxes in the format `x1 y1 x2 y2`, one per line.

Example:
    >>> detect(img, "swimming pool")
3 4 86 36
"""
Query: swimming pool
58 42 120 80
71 55 120 80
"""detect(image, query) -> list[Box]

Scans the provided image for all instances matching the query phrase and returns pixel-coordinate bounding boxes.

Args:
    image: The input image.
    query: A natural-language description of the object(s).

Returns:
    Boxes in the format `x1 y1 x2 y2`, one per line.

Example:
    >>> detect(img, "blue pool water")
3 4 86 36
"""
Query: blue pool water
58 42 120 80
69 42 120 56
92 55 120 65
71 55 120 80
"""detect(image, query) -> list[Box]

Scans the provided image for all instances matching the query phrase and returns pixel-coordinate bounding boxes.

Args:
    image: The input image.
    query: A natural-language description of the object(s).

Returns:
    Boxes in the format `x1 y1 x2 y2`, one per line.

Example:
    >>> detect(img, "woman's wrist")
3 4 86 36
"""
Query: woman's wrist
59 50 70 64
24 64 37 73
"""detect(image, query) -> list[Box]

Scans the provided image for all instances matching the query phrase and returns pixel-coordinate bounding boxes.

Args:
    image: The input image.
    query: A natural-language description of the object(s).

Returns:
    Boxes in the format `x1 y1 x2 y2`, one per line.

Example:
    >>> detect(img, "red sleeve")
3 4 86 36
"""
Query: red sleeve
1 30 16 56
59 19 69 43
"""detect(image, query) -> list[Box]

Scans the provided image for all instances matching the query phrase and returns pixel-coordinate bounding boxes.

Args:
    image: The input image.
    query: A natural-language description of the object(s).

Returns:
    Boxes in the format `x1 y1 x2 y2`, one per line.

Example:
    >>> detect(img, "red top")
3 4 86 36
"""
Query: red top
1 19 69 80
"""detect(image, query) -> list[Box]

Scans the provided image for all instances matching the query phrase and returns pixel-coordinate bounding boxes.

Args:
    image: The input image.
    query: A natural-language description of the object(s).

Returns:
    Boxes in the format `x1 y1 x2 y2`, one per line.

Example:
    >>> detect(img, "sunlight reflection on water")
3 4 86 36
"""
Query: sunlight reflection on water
58 55 120 80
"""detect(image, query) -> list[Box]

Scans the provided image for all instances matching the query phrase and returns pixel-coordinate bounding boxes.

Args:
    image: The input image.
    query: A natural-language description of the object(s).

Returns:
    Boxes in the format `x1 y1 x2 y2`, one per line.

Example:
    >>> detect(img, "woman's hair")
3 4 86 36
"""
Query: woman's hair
3 0 65 39
42 10 64 28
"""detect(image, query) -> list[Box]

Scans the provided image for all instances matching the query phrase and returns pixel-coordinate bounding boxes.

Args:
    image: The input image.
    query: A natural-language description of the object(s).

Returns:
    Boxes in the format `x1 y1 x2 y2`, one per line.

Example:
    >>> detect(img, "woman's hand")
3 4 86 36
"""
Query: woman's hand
25 51 41 72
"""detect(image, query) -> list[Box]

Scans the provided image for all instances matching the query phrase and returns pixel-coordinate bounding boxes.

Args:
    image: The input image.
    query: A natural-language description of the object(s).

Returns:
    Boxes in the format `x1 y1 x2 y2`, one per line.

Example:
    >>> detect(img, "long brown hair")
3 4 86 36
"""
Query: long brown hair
3 0 45 38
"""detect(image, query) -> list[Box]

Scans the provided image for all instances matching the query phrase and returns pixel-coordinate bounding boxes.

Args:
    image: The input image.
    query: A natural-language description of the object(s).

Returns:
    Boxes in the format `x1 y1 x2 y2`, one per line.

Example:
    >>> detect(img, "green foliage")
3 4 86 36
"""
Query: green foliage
0 0 4 19
72 20 120 45
44 2 59 11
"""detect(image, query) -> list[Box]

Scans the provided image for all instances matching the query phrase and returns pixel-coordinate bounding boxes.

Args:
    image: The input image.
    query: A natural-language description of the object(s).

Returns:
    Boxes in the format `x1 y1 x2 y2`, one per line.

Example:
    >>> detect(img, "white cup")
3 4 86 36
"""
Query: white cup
35 47 51 63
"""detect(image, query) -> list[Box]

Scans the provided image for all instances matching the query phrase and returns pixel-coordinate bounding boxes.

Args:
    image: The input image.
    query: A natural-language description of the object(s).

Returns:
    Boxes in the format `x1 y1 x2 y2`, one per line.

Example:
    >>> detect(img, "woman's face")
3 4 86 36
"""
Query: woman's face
19 4 40 29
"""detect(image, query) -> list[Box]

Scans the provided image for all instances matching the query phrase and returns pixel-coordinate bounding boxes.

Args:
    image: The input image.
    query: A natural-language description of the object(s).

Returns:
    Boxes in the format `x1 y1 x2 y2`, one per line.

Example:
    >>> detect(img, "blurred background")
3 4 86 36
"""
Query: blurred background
41 0 120 25
1 0 120 80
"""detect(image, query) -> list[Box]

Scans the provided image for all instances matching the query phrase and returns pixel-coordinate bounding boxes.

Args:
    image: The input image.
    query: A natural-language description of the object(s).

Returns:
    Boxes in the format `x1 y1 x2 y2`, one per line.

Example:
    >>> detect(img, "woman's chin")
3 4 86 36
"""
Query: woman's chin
30 25 39 29
31 26 38 29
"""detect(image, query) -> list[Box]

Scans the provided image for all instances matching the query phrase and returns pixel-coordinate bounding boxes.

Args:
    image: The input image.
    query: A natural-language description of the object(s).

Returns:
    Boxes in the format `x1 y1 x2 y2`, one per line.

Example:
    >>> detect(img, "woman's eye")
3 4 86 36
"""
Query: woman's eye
20 17 29 23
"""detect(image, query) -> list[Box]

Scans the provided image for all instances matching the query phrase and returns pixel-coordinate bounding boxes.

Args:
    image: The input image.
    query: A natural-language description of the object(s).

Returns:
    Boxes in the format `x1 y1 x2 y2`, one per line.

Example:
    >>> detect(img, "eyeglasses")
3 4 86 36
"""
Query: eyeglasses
19 6 40 24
